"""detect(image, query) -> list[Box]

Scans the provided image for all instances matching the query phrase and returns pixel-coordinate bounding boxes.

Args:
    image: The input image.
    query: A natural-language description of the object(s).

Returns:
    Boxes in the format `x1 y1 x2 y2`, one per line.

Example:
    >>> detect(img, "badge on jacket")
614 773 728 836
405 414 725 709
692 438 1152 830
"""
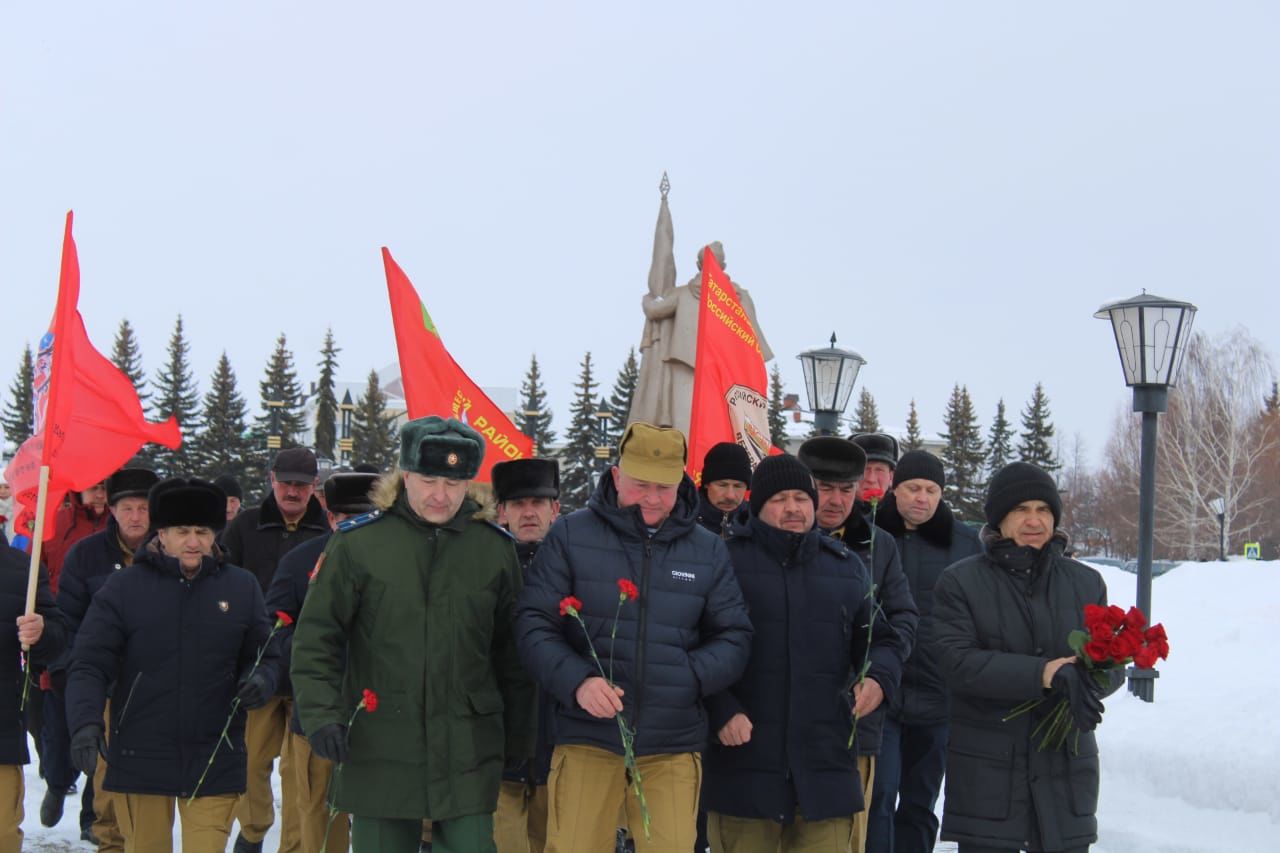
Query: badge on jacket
218 600 229 612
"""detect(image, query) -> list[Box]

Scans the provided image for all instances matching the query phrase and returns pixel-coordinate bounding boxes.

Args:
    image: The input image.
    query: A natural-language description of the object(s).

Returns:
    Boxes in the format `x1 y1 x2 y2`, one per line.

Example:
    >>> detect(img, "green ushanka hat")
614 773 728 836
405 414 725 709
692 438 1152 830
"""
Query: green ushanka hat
399 416 484 480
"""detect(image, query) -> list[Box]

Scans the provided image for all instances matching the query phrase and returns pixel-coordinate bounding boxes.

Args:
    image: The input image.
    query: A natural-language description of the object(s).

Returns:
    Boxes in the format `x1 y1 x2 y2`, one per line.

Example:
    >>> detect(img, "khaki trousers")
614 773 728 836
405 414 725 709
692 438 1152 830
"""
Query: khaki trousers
235 695 300 848
0 765 22 853
96 701 126 852
494 779 548 853
545 744 700 853
849 755 875 853
707 810 855 852
118 792 238 853
290 731 350 852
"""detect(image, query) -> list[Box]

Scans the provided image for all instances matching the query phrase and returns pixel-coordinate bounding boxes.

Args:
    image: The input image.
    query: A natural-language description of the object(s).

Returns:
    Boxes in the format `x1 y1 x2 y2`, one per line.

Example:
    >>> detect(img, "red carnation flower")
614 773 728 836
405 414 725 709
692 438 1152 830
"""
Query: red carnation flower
559 596 583 617
618 579 639 601
1133 644 1161 669
1143 623 1170 661
362 688 378 713
861 487 885 502
275 611 294 627
1122 606 1147 632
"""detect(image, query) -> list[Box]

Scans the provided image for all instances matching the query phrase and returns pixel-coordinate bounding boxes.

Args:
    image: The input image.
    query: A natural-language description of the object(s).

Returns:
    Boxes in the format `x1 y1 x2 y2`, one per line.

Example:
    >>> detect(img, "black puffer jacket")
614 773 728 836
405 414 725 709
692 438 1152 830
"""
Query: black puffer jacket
703 517 904 823
50 516 137 681
833 506 919 755
516 473 752 756
504 539 557 787
66 542 276 797
695 494 746 539
220 493 328 592
932 530 1123 851
263 532 330 728
876 498 981 724
1 545 66 764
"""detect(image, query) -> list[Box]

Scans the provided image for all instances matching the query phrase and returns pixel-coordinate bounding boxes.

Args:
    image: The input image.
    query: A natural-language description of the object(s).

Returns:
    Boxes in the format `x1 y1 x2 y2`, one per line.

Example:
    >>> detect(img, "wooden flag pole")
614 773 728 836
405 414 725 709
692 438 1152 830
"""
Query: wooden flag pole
22 465 52 648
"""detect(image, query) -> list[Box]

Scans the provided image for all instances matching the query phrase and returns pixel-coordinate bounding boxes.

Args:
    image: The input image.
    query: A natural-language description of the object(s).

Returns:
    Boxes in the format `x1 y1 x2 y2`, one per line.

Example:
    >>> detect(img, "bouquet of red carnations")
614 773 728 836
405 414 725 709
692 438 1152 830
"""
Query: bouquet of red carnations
1006 604 1169 751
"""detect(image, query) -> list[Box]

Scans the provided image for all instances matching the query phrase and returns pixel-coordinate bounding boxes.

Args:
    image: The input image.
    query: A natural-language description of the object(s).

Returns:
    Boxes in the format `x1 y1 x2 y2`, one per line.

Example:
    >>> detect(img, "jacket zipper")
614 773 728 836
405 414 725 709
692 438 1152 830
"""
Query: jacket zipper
114 671 143 734
781 548 792 782
632 536 653 735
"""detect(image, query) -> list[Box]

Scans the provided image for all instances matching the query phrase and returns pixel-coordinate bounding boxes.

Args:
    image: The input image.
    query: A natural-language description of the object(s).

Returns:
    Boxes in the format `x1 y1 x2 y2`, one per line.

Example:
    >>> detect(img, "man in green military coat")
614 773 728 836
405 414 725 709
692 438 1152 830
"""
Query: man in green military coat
292 416 535 853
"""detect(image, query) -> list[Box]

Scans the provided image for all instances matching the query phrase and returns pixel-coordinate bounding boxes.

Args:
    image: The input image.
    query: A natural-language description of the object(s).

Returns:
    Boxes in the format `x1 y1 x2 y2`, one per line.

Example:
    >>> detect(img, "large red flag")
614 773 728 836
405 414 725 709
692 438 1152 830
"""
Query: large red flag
382 247 532 482
4 212 182 541
686 247 779 487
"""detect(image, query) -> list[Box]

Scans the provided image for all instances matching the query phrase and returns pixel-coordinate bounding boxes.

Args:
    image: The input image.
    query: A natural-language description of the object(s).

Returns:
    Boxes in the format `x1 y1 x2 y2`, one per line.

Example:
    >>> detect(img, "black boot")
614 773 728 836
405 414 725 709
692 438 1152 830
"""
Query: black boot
232 833 264 853
39 786 67 827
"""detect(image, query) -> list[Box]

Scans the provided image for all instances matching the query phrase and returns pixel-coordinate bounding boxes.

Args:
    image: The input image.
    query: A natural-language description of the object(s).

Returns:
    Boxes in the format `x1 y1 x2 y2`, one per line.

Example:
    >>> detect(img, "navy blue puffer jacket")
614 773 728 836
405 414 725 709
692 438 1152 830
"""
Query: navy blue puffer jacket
66 542 276 797
703 517 905 822
516 473 752 756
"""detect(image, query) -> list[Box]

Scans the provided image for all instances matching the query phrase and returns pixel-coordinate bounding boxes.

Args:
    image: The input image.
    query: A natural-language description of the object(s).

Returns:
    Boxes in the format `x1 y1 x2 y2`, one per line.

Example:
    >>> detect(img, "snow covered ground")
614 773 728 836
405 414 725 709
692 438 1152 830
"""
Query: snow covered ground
17 560 1280 851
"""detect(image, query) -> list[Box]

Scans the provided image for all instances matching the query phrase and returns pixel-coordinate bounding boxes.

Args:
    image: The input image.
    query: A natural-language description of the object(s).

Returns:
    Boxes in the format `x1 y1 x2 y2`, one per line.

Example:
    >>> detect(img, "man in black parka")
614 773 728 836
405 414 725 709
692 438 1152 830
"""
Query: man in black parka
491 458 560 853
702 454 905 850
50 465 158 847
516 422 752 852
867 451 981 853
797 436 918 852
933 462 1121 853
0 540 66 850
221 447 327 853
66 477 277 851
694 442 751 539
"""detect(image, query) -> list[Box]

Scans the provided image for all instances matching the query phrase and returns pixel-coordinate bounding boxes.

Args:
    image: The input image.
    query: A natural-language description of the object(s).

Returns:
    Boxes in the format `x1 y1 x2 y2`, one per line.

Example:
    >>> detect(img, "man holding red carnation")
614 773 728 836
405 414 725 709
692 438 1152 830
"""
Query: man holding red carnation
292 417 534 853
932 462 1125 853
515 422 752 852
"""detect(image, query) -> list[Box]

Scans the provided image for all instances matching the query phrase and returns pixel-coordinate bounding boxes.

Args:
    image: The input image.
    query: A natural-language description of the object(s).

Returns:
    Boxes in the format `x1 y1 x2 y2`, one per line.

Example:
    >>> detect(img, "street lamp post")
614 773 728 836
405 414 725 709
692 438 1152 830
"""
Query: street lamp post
1207 496 1226 562
338 390 355 465
592 398 613 488
1095 292 1197 702
797 334 865 436
264 395 286 451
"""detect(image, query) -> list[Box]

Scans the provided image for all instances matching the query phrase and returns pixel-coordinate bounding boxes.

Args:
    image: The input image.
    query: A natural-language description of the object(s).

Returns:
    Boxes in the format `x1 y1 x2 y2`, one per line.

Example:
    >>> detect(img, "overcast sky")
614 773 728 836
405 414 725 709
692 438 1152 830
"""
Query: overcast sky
3 2 1277 465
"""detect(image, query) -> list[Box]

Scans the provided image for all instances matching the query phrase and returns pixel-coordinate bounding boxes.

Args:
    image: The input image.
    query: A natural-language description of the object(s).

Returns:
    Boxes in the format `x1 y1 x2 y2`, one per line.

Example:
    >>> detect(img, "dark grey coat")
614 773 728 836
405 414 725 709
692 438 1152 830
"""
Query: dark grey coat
932 530 1123 851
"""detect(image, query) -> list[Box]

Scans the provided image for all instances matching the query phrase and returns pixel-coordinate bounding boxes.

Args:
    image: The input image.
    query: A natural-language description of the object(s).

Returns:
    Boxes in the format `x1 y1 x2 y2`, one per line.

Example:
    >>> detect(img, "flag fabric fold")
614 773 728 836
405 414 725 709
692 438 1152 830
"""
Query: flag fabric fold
382 247 531 482
686 246 778 487
4 212 182 541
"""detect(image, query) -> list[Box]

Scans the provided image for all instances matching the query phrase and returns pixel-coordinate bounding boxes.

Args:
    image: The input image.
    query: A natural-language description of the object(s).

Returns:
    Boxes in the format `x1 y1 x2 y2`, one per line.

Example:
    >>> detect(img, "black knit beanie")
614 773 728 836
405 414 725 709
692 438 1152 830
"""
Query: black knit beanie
749 455 817 517
702 442 752 486
984 462 1061 529
892 450 945 490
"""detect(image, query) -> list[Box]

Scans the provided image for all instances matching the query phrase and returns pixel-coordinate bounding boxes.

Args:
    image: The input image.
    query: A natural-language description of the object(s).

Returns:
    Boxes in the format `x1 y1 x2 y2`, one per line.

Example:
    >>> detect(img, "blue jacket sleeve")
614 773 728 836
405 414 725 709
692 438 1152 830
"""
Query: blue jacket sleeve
687 535 752 698
65 573 127 735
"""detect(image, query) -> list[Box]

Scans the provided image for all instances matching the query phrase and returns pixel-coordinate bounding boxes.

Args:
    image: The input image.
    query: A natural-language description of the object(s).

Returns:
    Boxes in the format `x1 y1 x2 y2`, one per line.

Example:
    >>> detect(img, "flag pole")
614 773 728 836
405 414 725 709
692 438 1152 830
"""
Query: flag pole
23 465 52 633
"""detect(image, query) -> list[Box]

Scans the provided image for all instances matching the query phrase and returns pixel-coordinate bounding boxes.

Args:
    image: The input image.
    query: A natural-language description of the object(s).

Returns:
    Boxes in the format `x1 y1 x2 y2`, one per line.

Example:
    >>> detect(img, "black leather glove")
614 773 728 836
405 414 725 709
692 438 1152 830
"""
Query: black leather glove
236 672 273 710
308 723 349 764
1051 664 1105 732
70 724 107 776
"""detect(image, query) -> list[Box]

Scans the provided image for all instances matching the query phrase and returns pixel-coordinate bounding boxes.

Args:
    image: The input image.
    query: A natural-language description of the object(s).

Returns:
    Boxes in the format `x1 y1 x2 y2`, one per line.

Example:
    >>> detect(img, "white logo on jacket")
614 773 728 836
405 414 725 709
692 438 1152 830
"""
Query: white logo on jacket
671 570 696 583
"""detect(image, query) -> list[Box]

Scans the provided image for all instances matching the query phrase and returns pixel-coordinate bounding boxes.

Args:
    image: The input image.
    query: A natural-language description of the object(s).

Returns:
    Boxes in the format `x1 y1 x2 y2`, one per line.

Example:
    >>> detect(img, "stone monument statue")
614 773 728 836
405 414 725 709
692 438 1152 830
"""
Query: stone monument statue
631 176 772 436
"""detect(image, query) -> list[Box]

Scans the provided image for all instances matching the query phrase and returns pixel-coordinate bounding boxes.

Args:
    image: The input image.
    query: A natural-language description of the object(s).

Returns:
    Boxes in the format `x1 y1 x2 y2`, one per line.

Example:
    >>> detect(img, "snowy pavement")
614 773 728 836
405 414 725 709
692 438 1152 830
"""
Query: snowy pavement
17 560 1279 851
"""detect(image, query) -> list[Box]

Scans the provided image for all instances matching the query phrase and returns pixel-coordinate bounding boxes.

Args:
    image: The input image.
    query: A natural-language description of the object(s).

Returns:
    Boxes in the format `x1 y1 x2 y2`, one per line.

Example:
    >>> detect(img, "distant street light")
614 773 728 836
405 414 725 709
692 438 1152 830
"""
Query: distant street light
339 390 355 464
1095 292 1197 702
592 398 613 488
797 333 865 436
264 395 286 451
1208 496 1226 562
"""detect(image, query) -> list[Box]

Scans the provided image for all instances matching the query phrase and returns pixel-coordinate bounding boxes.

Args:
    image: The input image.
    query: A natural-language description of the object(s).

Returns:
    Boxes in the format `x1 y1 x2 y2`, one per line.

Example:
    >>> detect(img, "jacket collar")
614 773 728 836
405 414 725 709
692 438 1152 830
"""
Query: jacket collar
136 537 226 579
257 493 327 532
982 526 1069 578
743 515 821 567
588 470 699 543
875 495 956 547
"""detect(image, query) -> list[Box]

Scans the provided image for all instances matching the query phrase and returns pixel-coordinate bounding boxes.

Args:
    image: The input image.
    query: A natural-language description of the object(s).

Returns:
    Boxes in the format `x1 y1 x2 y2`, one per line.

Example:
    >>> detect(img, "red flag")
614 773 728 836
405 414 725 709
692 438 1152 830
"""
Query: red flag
4 212 182 540
382 247 532 482
686 247 779 487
